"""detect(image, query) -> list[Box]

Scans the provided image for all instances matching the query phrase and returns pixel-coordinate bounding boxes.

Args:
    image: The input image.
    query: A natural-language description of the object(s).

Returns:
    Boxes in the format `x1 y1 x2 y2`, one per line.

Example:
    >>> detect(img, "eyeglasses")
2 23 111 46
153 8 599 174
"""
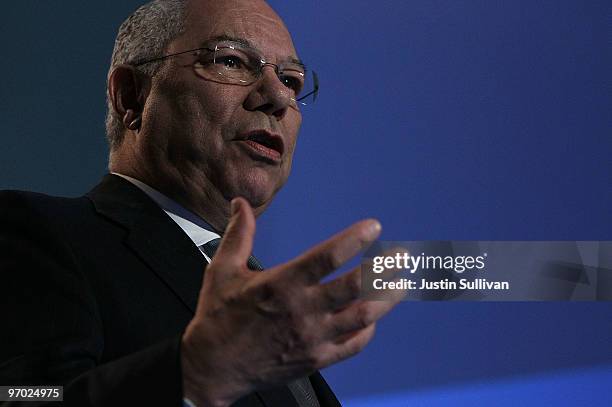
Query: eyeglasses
133 42 319 109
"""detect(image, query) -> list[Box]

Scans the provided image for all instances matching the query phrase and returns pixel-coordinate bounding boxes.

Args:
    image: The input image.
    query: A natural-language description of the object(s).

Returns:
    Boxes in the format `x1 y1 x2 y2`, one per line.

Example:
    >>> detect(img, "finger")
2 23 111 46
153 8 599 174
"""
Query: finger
284 219 381 284
315 324 376 369
214 197 256 270
327 295 403 338
314 247 409 311
316 266 362 311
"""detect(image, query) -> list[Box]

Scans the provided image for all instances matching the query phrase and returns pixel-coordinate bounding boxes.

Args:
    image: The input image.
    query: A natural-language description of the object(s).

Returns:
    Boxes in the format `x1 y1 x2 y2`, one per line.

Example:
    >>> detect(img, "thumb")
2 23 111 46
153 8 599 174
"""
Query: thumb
214 197 256 271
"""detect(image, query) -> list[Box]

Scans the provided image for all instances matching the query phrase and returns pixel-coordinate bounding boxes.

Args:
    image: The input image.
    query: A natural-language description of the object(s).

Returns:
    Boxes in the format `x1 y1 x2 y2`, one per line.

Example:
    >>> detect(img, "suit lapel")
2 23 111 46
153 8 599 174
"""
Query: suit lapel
86 174 206 314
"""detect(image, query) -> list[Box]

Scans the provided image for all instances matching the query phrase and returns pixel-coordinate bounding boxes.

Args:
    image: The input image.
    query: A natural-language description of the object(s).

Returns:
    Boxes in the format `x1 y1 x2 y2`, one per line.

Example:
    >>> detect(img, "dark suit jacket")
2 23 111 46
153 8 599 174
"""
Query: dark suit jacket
0 174 340 406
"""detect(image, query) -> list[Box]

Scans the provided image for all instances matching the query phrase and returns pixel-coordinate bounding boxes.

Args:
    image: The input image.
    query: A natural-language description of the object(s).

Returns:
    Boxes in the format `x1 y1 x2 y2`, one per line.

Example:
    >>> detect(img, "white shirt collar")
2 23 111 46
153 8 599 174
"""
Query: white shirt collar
112 173 221 248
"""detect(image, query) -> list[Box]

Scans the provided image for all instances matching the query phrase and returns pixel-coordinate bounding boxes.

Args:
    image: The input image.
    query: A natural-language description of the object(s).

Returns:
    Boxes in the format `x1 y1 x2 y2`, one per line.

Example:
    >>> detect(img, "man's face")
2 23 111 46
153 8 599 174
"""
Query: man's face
141 0 302 211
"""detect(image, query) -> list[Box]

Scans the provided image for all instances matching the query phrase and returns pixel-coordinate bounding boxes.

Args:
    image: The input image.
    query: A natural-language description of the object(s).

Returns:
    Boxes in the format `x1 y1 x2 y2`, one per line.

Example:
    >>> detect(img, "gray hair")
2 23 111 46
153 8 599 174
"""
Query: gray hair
105 0 187 150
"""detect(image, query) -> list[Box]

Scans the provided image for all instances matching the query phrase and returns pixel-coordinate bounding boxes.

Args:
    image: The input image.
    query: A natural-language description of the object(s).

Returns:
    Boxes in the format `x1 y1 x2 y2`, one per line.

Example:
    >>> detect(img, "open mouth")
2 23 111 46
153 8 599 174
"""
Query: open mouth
240 130 284 162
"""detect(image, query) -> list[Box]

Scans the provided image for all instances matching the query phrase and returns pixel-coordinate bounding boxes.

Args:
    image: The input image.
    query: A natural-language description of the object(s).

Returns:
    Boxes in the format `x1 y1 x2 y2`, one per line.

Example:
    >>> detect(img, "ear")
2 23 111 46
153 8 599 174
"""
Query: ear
108 64 151 131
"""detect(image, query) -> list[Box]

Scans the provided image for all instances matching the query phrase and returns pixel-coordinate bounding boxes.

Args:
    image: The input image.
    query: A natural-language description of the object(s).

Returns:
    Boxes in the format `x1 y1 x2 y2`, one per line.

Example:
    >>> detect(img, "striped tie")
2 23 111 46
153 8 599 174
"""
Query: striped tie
200 238 263 271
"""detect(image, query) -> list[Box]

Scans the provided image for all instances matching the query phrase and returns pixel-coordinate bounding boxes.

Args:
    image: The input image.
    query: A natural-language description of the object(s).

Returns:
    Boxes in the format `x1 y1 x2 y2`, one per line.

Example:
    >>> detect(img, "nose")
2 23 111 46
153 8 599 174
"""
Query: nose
243 65 295 119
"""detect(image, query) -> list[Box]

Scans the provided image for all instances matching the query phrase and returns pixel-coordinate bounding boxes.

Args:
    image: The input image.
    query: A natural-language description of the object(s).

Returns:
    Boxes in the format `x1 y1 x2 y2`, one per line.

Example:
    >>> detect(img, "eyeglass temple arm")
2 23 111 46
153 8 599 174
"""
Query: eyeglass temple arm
132 47 214 67
296 71 319 102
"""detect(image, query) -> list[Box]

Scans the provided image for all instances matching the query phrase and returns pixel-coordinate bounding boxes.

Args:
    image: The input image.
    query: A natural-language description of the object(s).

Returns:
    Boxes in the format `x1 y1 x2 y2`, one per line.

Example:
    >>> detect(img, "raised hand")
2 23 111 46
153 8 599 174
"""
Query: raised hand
181 197 405 406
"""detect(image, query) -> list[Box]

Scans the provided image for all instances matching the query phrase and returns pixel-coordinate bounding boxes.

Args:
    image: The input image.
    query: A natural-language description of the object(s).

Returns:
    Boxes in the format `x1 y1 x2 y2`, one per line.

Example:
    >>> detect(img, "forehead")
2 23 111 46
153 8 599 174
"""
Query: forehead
172 0 297 59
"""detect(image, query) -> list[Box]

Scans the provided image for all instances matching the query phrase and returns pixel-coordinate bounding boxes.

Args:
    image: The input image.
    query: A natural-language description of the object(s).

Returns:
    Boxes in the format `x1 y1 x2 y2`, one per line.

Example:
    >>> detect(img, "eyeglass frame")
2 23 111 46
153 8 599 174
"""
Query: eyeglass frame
132 44 319 106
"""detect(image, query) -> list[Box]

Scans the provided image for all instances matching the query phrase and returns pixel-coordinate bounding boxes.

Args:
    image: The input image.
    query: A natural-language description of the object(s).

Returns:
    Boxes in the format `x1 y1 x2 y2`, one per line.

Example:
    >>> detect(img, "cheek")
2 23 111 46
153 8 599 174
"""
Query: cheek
176 94 225 131
165 91 239 156
283 115 302 165
192 81 247 121
159 74 242 133
284 139 297 168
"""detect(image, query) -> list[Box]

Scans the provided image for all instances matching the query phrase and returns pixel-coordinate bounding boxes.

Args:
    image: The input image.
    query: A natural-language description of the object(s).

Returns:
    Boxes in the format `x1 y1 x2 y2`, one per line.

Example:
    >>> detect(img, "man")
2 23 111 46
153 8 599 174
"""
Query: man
0 0 404 405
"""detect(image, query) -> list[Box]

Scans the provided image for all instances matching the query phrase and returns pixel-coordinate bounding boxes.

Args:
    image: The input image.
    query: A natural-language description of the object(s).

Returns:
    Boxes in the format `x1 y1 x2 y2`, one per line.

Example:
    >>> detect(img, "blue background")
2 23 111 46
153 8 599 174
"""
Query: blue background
2 1 611 405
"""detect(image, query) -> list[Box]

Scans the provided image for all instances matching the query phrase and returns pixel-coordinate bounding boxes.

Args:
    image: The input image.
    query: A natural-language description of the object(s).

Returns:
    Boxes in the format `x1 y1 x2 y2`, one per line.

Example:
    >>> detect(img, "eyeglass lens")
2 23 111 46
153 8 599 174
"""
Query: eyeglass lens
192 44 318 107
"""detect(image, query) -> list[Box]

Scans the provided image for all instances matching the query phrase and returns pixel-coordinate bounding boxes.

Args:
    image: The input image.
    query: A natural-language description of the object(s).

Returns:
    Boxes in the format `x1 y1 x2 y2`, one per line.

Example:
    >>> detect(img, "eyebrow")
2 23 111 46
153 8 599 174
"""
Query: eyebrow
201 34 305 67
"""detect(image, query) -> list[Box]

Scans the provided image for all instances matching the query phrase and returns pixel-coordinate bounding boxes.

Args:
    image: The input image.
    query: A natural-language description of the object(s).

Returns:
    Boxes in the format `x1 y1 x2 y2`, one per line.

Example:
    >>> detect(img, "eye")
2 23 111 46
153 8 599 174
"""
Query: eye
215 55 245 70
279 74 304 94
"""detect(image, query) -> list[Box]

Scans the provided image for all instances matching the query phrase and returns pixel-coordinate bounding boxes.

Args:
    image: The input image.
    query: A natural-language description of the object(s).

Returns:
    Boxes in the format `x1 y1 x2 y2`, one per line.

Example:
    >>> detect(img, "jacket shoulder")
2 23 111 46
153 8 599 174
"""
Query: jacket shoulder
0 189 91 217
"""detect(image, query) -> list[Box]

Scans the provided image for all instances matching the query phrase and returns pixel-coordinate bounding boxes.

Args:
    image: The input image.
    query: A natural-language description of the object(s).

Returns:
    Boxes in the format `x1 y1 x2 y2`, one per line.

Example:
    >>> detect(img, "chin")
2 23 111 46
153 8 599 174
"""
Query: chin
237 185 276 211
226 172 283 211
